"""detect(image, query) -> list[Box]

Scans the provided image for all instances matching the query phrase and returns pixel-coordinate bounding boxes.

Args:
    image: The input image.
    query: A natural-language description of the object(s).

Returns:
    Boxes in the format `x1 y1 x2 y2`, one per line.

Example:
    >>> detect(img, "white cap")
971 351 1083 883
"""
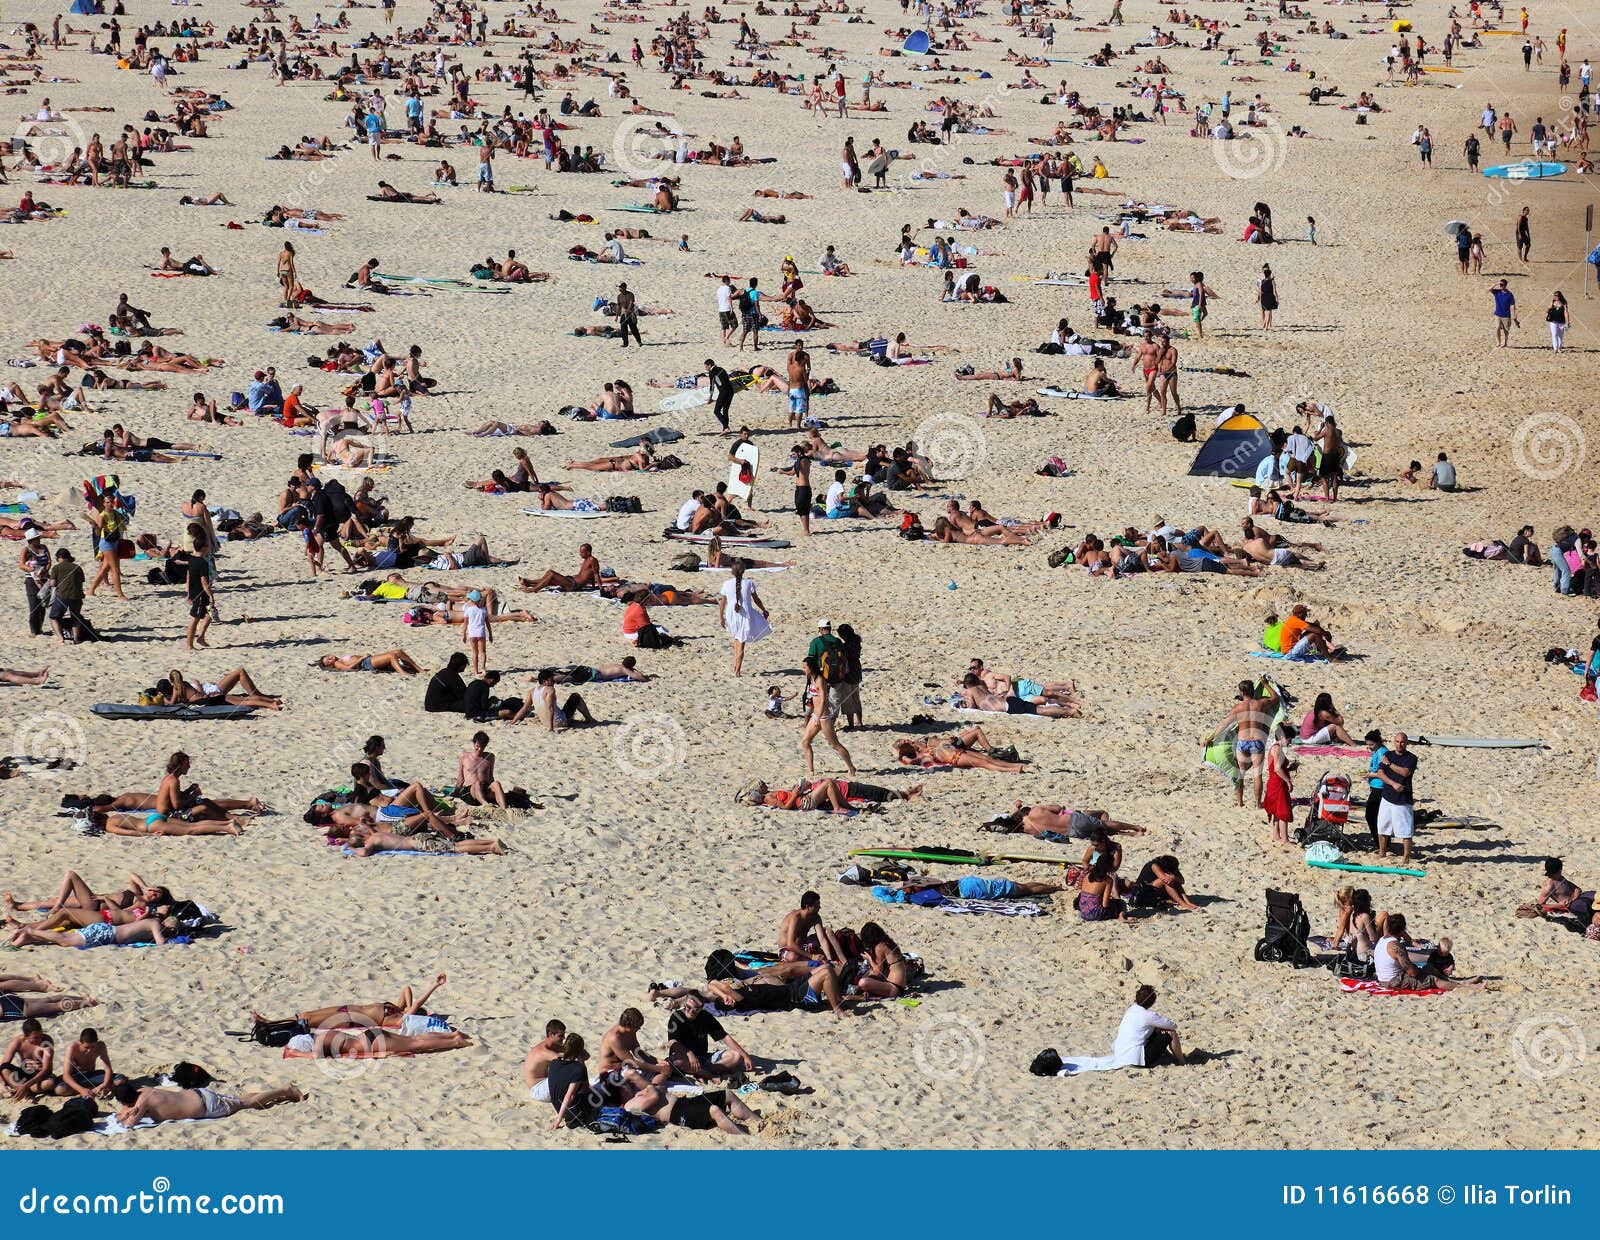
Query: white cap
816 618 831 629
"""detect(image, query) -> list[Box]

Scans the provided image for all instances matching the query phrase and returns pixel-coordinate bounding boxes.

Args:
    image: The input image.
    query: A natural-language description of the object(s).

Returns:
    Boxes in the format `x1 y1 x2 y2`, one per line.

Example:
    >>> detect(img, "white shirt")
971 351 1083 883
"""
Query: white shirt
1430 460 1456 488
825 480 846 512
605 238 625 262
715 283 734 313
462 603 488 638
1110 1004 1176 1068
675 496 700 530
1374 936 1404 984
1285 431 1314 463
1254 454 1282 487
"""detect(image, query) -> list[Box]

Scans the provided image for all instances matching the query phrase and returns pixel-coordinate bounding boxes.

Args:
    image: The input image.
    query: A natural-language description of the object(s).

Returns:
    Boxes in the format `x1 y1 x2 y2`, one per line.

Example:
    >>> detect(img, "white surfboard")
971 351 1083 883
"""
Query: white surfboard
726 442 758 505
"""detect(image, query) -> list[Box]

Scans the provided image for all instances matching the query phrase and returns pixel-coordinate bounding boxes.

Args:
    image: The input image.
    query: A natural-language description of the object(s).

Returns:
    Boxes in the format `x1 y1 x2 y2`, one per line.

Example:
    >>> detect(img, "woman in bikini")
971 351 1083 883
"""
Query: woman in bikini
892 726 1027 772
856 921 921 998
251 974 447 1032
316 650 425 674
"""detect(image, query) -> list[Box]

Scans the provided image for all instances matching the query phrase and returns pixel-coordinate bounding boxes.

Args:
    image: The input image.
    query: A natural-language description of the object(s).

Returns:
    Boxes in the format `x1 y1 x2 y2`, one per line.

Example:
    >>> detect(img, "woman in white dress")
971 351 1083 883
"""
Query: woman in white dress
717 559 772 676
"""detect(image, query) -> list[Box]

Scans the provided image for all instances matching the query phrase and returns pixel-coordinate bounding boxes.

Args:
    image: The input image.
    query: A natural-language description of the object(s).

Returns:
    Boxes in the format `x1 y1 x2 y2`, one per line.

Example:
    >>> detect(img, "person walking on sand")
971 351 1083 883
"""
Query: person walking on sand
717 559 772 676
85 493 128 602
1515 207 1532 263
1256 263 1278 330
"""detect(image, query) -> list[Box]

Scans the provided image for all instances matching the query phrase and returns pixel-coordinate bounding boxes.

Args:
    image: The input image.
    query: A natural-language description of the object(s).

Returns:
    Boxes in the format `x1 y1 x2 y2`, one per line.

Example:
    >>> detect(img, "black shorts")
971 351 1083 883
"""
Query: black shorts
0 994 24 1021
671 1089 729 1129
793 485 812 516
188 592 210 619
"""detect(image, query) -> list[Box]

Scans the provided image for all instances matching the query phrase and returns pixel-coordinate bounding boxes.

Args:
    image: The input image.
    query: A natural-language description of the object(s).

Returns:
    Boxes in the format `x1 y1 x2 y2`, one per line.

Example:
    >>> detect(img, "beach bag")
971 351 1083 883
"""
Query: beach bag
605 496 643 513
817 638 847 684
1029 1048 1064 1077
704 949 740 980
235 1018 307 1048
1047 544 1075 568
899 513 924 541
170 1062 213 1089
590 1107 662 1136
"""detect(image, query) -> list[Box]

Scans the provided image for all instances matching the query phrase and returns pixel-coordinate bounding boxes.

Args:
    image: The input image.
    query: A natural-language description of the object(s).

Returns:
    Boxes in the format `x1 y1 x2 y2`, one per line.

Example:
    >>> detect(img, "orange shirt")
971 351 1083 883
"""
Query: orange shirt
622 601 648 635
1278 615 1309 652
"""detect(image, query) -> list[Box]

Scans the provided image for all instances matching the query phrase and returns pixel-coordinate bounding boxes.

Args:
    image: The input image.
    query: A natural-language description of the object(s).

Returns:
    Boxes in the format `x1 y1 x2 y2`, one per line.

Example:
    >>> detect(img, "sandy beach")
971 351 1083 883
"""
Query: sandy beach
2 0 1599 1148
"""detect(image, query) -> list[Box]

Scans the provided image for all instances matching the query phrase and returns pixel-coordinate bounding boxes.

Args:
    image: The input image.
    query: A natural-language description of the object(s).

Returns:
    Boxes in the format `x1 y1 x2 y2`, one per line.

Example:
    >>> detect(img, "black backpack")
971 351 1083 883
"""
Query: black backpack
231 1019 308 1048
704 949 740 981
606 496 643 513
1029 1048 1064 1077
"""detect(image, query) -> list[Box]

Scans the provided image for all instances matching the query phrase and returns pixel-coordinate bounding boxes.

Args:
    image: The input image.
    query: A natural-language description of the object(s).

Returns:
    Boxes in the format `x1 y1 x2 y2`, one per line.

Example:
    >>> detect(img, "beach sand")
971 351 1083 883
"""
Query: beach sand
1 0 1598 1148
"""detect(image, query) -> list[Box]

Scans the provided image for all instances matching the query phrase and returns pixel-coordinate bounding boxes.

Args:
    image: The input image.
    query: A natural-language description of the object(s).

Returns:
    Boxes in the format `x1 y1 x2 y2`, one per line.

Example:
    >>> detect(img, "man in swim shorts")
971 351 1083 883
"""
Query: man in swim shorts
522 1019 567 1102
1207 679 1279 808
113 1081 304 1125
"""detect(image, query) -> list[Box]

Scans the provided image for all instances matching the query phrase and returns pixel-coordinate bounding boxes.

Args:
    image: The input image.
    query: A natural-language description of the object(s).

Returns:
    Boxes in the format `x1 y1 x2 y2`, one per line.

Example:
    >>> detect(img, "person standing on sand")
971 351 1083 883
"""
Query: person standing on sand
1515 207 1532 262
277 240 299 308
779 442 813 537
736 277 764 351
786 342 811 428
717 558 772 676
1374 732 1419 865
1491 278 1519 346
1206 679 1279 810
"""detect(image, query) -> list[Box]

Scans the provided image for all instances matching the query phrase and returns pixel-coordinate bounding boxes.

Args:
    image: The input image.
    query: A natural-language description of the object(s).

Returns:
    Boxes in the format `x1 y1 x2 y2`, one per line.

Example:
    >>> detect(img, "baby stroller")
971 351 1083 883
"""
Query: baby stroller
1294 772 1364 851
1253 888 1318 967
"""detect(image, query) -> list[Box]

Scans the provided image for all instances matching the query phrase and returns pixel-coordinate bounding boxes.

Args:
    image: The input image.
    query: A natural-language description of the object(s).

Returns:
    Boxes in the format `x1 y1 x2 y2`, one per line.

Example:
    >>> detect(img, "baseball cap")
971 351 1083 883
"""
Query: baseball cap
467 590 483 602
816 618 831 629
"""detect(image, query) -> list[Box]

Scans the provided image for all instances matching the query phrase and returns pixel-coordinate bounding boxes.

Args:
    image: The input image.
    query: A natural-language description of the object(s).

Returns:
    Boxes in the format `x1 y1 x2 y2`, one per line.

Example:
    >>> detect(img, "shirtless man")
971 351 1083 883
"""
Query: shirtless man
522 1019 567 1102
957 676 1081 717
1239 527 1325 571
52 1027 122 1098
308 779 471 841
455 731 510 810
1154 333 1180 416
786 342 812 429
597 1007 671 1091
1207 679 1280 808
1004 801 1147 843
114 1081 304 1126
779 890 822 960
778 442 813 537
552 658 648 684
1133 334 1162 413
518 543 601 593
967 659 1077 705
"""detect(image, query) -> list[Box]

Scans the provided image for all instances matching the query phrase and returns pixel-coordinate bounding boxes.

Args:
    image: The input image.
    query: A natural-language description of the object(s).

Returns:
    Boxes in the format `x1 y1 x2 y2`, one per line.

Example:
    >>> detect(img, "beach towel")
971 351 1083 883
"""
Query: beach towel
1338 977 1444 997
340 845 466 859
939 897 1044 916
1055 1054 1122 1075
1249 649 1327 664
1290 744 1366 757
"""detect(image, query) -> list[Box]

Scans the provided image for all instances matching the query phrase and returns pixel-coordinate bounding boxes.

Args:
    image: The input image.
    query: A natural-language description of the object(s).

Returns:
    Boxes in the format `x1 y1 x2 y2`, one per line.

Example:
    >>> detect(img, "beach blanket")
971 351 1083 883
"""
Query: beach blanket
1291 744 1367 757
1338 977 1444 997
340 845 465 859
1055 1054 1122 1075
1250 649 1327 664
